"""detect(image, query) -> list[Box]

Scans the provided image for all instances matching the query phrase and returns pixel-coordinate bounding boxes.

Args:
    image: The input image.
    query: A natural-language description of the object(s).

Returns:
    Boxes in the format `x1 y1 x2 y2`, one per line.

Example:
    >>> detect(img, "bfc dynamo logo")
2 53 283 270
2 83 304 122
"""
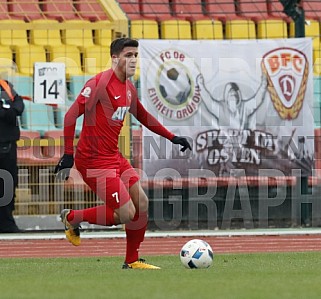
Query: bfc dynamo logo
146 49 201 120
262 47 309 120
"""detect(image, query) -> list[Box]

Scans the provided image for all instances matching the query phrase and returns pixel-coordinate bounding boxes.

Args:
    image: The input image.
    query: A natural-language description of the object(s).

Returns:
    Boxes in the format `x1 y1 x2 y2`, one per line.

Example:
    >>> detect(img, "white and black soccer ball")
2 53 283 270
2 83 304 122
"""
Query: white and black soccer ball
159 66 192 106
180 239 214 269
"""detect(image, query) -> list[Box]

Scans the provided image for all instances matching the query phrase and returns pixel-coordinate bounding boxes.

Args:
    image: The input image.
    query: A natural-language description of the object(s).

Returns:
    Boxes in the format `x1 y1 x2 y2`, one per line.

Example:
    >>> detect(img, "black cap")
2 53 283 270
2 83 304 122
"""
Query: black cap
110 38 139 57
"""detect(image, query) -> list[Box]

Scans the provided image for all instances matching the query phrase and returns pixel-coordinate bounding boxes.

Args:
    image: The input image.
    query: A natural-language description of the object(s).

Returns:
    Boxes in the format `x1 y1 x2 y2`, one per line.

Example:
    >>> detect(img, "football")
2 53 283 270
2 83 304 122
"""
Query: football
180 239 214 269
159 66 192 105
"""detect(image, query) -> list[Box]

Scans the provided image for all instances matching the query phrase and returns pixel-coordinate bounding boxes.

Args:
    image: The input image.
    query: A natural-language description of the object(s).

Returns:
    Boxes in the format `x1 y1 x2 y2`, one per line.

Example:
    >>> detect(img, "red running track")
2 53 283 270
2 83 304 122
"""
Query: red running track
0 235 321 258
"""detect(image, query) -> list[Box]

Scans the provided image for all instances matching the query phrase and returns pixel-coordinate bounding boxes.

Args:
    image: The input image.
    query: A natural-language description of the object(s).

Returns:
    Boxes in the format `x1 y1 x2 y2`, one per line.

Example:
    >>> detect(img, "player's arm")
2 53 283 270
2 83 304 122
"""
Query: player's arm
130 98 174 140
130 98 191 152
54 93 85 179
63 98 85 154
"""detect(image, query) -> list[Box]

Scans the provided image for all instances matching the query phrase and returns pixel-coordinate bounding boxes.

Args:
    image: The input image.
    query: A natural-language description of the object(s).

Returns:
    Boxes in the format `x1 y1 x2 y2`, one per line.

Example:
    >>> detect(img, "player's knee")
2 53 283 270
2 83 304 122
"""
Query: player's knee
118 200 136 223
128 205 136 221
129 181 149 213
139 193 149 213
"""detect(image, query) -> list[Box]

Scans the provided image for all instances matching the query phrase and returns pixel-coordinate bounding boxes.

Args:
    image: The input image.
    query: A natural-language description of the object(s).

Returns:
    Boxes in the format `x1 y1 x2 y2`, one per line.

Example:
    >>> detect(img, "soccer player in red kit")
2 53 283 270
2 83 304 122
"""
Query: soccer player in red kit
54 38 191 269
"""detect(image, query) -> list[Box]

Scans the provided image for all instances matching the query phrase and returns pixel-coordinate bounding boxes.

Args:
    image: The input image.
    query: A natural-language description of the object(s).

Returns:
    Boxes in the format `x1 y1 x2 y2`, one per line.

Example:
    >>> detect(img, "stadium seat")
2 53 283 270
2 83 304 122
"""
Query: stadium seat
69 75 93 101
17 130 46 165
160 20 192 39
314 45 321 75
236 0 271 22
55 103 68 129
75 114 84 137
0 20 29 47
0 45 13 60
0 1 10 20
55 101 84 137
93 20 113 46
11 75 33 99
172 0 207 20
315 78 321 129
8 0 44 21
42 130 64 163
289 20 320 50
74 0 108 21
83 46 111 75
117 0 142 20
315 77 321 100
15 45 47 76
204 0 241 22
140 0 173 21
49 45 84 77
42 0 79 21
61 20 95 51
267 0 292 22
302 0 321 21
313 77 321 127
0 45 16 76
29 19 62 48
225 19 256 39
130 20 159 39
20 100 61 136
257 19 288 39
192 20 223 40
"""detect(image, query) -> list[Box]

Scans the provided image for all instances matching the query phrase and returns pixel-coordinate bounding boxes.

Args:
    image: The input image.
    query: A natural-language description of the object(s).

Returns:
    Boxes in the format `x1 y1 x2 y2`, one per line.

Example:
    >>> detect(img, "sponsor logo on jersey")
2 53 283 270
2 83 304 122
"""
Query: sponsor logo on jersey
262 48 308 120
112 106 129 121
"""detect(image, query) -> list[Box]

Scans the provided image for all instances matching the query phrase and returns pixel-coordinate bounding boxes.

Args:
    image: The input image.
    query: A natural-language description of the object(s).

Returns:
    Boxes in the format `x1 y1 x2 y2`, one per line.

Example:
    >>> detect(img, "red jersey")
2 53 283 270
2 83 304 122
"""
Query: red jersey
64 69 174 166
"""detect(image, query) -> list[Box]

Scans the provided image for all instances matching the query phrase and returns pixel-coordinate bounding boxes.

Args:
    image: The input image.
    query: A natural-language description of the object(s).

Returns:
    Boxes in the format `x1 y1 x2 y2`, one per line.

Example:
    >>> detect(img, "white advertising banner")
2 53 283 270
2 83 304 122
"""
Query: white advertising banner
139 38 314 178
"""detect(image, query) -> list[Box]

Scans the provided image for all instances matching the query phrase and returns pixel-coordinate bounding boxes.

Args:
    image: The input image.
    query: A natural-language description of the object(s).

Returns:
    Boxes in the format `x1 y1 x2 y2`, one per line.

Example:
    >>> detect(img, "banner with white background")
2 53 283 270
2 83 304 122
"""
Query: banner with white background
139 38 314 178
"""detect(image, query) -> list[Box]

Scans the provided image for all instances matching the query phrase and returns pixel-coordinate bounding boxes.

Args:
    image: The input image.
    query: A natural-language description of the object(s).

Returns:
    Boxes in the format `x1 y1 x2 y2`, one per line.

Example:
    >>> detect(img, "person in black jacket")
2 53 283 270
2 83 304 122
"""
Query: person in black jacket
0 79 25 233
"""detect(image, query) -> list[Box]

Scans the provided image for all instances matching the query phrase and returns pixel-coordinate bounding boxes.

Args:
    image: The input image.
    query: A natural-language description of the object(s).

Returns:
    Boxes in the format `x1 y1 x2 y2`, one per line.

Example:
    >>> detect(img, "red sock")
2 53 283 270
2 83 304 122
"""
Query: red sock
67 205 116 226
125 211 148 264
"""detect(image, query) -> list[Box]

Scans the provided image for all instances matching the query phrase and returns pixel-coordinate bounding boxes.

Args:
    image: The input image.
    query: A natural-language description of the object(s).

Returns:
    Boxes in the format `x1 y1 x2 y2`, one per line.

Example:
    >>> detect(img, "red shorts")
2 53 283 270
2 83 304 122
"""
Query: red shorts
74 153 140 210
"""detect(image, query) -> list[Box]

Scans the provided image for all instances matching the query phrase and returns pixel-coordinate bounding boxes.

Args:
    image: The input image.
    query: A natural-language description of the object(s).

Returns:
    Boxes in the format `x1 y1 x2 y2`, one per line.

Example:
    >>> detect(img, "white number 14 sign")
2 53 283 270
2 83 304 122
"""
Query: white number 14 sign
34 62 66 104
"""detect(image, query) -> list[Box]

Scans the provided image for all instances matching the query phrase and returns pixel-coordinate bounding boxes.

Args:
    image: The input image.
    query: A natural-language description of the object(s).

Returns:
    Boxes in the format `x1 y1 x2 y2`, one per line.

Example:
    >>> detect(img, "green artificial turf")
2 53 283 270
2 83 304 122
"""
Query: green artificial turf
1 252 321 299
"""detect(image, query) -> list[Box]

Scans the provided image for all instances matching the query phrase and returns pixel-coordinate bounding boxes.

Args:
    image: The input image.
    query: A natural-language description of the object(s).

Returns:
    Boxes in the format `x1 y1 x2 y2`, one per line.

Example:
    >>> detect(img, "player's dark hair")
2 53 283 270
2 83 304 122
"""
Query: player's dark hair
110 38 139 56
